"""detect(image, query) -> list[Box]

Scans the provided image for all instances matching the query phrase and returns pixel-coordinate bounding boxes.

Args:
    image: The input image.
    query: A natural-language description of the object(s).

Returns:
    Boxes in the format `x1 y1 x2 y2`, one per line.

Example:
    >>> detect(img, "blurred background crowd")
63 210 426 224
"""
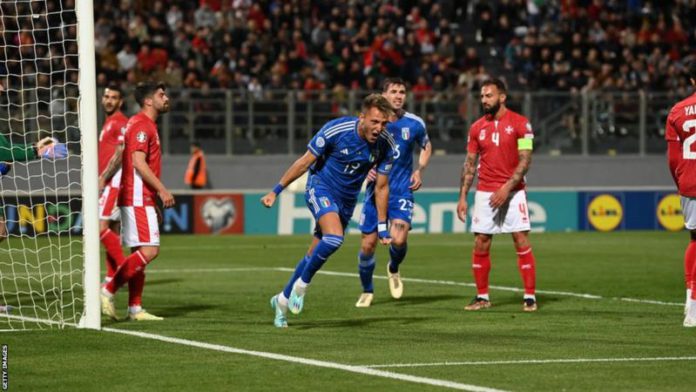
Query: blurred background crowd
93 0 696 97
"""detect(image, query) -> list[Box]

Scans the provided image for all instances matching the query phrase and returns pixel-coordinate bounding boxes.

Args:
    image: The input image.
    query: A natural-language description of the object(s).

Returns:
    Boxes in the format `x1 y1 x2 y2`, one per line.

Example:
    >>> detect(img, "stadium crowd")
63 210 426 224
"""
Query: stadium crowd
91 0 696 97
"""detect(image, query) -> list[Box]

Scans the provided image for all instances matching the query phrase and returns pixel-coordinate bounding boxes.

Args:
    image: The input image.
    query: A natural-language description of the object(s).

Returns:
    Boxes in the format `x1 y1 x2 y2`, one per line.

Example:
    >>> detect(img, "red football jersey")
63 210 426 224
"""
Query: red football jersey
119 112 162 207
98 111 128 176
665 92 696 197
466 109 534 192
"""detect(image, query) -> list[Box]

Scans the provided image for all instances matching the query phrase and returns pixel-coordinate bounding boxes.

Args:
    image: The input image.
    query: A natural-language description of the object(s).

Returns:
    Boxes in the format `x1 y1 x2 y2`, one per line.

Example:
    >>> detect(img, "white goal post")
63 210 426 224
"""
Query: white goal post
0 0 100 330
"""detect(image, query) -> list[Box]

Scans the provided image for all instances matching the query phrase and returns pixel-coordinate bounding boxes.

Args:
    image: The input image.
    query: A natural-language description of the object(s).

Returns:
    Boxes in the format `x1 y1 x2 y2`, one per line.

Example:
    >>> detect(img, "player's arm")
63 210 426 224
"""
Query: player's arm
132 150 175 208
457 151 478 222
665 116 681 188
490 139 533 209
374 172 392 245
667 140 681 187
261 150 317 208
0 135 57 162
98 144 124 192
410 141 432 191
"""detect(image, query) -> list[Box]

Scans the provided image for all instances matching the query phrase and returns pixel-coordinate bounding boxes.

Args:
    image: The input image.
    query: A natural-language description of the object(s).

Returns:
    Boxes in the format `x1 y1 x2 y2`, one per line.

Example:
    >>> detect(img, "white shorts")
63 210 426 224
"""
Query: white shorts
98 170 122 221
471 190 531 234
98 185 120 221
120 206 160 247
682 196 696 230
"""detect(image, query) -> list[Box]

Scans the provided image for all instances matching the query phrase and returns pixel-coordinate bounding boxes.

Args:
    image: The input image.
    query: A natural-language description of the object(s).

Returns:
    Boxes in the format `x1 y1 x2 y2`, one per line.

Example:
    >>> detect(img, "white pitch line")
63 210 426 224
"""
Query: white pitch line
103 327 509 392
362 356 696 369
0 266 683 307
276 268 683 307
143 266 684 307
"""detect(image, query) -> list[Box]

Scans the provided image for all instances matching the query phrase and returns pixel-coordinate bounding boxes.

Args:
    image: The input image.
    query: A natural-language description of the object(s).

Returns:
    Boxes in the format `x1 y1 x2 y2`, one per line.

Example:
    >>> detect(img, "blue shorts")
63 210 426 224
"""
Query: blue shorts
305 179 355 237
359 195 414 234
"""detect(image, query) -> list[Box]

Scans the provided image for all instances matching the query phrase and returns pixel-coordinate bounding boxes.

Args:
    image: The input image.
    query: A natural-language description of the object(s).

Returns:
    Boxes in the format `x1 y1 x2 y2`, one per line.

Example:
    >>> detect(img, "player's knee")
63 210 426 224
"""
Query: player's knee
512 232 530 249
391 236 407 248
361 238 377 255
99 220 110 233
474 235 492 252
139 247 159 262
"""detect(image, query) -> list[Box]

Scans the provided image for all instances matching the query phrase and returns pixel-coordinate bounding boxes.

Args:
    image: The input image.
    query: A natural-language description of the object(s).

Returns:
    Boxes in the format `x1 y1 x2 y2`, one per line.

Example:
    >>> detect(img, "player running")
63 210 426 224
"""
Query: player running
355 78 432 307
665 66 696 327
457 78 538 312
261 94 397 328
97 83 129 284
100 81 175 321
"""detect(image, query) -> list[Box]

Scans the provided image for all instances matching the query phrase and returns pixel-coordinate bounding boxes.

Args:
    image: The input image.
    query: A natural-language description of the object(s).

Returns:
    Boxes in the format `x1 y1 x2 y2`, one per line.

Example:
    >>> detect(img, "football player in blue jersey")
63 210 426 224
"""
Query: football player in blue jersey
355 78 432 307
261 93 397 328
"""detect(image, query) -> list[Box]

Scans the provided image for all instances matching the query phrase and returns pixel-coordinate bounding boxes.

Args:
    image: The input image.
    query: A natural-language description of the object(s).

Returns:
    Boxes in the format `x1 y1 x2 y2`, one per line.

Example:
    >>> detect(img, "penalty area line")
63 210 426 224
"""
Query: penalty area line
103 327 510 392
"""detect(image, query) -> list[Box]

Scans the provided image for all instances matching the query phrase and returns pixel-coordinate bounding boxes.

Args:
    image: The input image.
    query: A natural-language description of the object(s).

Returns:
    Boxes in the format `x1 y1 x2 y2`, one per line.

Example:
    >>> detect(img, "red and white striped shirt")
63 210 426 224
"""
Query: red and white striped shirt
119 112 162 207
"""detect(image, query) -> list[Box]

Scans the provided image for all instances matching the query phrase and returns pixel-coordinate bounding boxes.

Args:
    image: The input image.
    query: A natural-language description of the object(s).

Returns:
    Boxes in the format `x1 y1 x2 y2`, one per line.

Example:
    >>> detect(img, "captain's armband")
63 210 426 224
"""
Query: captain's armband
517 138 533 150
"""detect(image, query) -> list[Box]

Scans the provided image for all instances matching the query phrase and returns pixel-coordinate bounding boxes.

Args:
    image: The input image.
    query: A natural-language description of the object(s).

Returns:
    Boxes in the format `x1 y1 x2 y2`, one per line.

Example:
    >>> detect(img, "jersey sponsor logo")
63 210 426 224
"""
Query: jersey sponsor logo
587 194 623 232
136 131 147 143
340 148 349 155
656 194 684 231
401 127 410 140
505 125 514 135
479 129 486 140
316 136 325 148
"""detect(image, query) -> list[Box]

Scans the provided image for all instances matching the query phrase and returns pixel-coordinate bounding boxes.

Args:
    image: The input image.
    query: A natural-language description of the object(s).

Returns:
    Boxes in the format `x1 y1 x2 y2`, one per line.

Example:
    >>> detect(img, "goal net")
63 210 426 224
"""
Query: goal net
0 0 99 330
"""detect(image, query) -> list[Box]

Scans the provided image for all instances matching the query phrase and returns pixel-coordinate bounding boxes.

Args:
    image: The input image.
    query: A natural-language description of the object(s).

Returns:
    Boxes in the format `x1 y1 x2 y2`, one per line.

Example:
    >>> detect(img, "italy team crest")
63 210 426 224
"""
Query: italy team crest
319 197 331 208
401 127 410 140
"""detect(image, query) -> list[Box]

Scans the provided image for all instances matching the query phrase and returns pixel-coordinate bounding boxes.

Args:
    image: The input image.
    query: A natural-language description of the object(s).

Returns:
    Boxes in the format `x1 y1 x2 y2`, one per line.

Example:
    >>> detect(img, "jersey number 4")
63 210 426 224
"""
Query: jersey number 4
684 120 696 159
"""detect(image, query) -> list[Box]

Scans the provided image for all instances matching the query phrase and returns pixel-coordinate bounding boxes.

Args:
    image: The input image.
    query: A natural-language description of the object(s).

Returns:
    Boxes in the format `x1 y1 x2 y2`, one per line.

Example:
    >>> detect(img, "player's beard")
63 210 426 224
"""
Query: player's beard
157 102 170 114
482 101 501 117
103 104 116 116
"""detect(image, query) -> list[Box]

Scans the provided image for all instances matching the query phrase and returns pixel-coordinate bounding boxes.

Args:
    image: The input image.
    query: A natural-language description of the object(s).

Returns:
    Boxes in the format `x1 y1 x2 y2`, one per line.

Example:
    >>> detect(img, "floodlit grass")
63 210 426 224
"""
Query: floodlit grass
2 232 696 391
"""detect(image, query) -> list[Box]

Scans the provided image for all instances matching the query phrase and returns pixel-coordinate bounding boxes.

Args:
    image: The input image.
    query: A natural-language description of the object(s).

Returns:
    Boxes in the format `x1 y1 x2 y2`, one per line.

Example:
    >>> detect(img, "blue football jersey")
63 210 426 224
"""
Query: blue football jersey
365 111 429 200
307 116 396 203
387 112 429 197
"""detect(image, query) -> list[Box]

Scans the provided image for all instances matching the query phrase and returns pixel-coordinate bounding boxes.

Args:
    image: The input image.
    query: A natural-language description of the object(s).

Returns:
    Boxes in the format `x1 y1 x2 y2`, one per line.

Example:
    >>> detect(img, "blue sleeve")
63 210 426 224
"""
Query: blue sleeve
308 127 329 157
416 123 430 149
376 145 396 175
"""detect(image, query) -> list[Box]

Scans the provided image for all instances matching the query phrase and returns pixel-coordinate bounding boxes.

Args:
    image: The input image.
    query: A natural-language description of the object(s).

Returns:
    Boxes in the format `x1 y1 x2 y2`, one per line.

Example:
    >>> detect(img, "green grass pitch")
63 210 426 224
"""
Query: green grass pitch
2 231 696 391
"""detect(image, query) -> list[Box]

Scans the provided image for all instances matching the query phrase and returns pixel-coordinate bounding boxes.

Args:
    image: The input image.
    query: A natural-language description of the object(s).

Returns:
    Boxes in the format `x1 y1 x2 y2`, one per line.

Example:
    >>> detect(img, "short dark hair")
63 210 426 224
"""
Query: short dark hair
381 77 408 92
362 93 394 117
134 81 166 106
105 82 123 98
481 78 507 94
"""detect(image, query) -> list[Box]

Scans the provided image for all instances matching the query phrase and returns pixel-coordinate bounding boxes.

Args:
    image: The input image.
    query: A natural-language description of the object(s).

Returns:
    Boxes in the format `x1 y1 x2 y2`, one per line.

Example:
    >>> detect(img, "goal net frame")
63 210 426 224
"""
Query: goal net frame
0 0 99 330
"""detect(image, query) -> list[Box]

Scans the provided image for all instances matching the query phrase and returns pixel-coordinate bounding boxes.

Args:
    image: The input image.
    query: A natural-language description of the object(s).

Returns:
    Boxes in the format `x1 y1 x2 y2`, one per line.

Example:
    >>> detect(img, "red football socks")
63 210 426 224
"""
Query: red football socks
472 251 491 296
516 246 536 296
100 228 125 279
105 250 149 294
128 271 145 307
687 241 696 300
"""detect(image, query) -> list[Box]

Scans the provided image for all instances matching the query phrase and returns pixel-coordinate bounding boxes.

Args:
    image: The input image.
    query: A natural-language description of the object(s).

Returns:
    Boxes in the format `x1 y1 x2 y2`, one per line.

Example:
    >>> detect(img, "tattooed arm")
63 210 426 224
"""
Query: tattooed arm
457 152 478 223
